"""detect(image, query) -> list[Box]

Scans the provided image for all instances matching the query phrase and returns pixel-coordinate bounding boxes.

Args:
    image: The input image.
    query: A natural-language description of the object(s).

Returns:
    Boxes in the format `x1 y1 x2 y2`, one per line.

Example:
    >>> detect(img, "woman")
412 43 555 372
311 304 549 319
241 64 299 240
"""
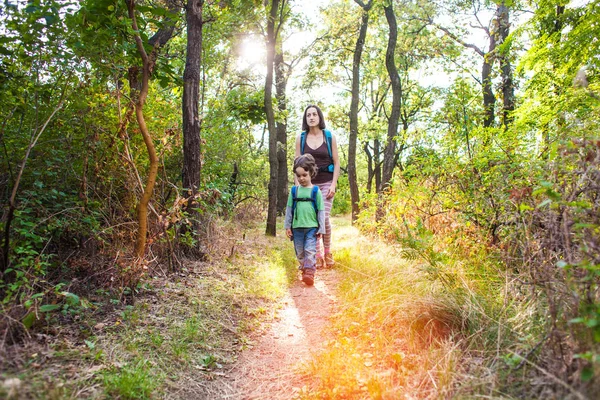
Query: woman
295 105 340 268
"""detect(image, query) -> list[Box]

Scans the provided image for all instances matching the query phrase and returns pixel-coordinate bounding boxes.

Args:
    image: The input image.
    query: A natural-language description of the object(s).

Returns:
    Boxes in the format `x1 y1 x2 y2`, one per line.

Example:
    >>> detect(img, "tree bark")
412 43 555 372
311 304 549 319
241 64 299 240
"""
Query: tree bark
126 0 160 259
349 0 373 223
482 53 495 128
495 2 514 127
363 140 381 194
265 0 280 236
381 2 401 191
374 139 381 192
182 0 203 206
275 46 289 216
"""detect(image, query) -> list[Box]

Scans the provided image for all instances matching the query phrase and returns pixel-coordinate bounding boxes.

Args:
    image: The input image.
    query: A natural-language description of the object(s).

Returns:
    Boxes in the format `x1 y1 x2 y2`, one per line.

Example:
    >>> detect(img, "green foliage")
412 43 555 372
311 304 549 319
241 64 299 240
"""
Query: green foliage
102 358 162 400
354 1 600 396
330 174 350 216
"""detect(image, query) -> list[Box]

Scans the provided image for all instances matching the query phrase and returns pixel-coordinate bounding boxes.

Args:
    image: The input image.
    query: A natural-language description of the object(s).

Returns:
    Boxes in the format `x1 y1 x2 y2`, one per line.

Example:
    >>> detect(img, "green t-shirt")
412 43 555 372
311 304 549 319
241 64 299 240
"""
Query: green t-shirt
287 186 324 229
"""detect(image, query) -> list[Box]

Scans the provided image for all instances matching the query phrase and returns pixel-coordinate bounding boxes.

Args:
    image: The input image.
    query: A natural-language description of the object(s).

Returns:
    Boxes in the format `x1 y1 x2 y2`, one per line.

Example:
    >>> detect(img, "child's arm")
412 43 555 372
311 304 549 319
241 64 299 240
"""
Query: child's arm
317 210 326 235
316 189 326 235
284 205 293 239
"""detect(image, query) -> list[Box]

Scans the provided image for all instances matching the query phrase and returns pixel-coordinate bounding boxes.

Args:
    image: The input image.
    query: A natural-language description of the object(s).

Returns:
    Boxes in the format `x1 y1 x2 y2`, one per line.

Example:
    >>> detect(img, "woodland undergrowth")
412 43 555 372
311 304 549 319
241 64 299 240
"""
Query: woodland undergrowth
0 205 297 399
341 130 600 398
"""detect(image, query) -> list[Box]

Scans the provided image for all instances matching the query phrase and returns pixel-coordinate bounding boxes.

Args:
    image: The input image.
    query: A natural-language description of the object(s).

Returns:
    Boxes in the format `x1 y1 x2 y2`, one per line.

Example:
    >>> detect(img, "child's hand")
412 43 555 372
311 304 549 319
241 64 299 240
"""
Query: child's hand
286 228 292 239
317 233 322 239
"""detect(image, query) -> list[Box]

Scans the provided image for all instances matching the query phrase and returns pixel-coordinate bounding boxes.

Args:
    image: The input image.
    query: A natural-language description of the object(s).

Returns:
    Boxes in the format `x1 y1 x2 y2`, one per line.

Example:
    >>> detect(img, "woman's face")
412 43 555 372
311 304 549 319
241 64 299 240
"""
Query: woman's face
305 107 320 128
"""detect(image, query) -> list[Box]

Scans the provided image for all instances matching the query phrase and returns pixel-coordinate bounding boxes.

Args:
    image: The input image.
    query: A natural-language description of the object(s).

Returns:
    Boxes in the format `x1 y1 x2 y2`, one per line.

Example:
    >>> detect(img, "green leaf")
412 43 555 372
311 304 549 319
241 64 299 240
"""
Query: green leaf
581 367 594 382
62 291 80 306
585 319 598 328
536 199 552 209
22 312 37 329
40 304 62 312
24 4 40 13
519 203 534 211
44 14 59 26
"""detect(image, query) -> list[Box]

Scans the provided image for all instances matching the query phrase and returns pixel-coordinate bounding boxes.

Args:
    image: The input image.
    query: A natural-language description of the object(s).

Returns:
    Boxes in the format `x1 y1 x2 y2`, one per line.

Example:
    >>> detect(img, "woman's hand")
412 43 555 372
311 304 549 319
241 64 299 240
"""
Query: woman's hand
327 183 337 199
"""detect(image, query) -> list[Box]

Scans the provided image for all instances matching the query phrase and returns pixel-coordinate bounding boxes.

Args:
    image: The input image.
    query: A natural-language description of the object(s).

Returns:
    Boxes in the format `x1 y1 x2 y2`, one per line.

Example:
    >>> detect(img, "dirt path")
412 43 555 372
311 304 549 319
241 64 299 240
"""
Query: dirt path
206 268 341 399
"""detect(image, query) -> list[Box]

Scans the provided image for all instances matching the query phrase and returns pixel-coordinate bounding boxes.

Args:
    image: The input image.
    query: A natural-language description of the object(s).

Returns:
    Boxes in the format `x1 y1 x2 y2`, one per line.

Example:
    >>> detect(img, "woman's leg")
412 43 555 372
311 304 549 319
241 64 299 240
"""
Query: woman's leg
316 182 334 256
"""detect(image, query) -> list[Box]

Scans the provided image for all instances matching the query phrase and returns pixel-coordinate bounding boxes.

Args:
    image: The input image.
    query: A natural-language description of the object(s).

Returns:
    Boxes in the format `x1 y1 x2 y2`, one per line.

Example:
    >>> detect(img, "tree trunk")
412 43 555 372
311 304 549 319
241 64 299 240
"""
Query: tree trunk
275 46 289 216
126 0 160 259
349 0 373 223
364 142 373 193
181 0 203 242
483 25 496 128
496 2 514 127
381 2 401 191
265 0 280 236
374 139 381 192
182 0 203 199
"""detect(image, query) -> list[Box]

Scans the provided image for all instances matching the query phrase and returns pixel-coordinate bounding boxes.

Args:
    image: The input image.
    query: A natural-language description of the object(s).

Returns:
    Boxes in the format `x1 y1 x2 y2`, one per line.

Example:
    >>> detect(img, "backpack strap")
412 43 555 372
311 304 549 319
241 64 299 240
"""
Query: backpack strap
323 130 334 173
311 186 319 214
291 186 320 229
300 131 307 155
323 130 332 160
311 186 320 230
291 185 298 224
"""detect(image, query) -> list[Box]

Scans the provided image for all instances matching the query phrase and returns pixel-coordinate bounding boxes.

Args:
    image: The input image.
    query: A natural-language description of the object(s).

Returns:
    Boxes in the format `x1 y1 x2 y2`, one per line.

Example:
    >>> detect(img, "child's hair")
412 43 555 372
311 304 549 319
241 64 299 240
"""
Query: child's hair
294 154 318 178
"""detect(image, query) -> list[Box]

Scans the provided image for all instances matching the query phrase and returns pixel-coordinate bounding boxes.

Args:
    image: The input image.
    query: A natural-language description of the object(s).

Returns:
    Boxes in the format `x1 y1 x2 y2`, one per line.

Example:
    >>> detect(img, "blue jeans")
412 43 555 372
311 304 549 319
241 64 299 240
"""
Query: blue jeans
292 228 318 272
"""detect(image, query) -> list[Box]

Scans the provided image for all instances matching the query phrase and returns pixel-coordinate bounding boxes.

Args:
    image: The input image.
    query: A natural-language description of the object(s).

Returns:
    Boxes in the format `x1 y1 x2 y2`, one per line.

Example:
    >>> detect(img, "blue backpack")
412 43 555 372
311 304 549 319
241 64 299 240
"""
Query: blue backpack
300 130 334 173
290 185 319 238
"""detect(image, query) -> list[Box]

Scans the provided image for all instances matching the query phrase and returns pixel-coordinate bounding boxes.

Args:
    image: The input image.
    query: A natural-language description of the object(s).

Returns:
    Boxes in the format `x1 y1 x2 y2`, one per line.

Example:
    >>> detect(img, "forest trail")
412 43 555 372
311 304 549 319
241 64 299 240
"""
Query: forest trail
207 269 341 399
200 216 354 399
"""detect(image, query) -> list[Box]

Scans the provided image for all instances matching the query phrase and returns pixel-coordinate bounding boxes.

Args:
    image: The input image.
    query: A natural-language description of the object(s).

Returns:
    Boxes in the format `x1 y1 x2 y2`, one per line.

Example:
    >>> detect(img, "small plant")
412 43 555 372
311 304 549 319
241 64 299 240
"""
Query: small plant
102 359 161 399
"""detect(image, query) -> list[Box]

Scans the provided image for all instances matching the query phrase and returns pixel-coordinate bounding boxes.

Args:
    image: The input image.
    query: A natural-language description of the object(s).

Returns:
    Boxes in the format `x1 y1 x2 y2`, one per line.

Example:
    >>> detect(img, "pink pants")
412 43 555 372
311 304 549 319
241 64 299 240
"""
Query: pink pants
316 181 334 256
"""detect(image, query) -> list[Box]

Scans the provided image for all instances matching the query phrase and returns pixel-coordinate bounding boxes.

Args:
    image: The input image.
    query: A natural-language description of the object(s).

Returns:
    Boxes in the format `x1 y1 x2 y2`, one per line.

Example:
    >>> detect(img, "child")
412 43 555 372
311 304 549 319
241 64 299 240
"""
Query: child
284 154 326 286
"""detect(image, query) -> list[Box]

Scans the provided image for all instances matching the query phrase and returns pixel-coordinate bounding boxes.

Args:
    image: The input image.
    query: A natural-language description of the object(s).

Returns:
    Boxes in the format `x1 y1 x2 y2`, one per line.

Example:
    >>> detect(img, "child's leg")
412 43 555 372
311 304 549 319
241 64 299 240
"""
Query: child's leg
301 228 318 286
292 228 305 269
303 228 318 271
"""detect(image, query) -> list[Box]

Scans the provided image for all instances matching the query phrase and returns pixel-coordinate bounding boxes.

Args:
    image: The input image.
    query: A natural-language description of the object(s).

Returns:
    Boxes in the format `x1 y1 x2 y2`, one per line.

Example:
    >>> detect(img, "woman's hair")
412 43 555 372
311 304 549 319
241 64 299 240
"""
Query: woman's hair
302 104 326 131
294 154 318 178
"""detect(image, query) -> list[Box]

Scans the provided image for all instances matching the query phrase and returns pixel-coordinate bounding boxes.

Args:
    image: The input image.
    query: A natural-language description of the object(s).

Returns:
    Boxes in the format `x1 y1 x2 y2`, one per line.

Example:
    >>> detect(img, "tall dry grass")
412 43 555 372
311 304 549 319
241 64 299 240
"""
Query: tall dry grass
296 216 518 399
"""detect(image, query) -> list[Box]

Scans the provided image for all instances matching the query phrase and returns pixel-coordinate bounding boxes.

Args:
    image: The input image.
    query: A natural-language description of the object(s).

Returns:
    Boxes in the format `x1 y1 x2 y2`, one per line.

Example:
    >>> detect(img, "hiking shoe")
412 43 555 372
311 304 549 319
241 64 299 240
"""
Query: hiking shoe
316 256 325 270
302 269 315 286
325 252 334 268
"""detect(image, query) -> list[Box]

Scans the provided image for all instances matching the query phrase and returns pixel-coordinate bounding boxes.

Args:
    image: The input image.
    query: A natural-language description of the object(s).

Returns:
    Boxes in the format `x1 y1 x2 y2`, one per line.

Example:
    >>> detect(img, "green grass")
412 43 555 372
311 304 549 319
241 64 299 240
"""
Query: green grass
102 359 161 400
296 216 515 399
2 218 296 399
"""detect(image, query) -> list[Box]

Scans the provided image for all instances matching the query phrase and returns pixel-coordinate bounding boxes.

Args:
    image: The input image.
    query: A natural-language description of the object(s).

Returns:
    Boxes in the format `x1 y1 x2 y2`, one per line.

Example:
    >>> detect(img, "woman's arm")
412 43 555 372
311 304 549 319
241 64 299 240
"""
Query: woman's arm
293 134 301 185
328 133 341 199
295 134 301 158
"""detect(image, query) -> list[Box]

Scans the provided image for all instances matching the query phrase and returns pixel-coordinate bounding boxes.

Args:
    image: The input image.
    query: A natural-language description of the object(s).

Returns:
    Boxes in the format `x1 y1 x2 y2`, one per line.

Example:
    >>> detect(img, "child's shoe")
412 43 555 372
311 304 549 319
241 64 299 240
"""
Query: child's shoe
302 269 315 286
316 256 324 269
325 252 335 268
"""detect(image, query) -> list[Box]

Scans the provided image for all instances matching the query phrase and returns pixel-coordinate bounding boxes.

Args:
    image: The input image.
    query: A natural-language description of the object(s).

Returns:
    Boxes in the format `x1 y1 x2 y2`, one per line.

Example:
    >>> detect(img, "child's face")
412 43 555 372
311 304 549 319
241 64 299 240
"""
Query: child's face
295 167 312 187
